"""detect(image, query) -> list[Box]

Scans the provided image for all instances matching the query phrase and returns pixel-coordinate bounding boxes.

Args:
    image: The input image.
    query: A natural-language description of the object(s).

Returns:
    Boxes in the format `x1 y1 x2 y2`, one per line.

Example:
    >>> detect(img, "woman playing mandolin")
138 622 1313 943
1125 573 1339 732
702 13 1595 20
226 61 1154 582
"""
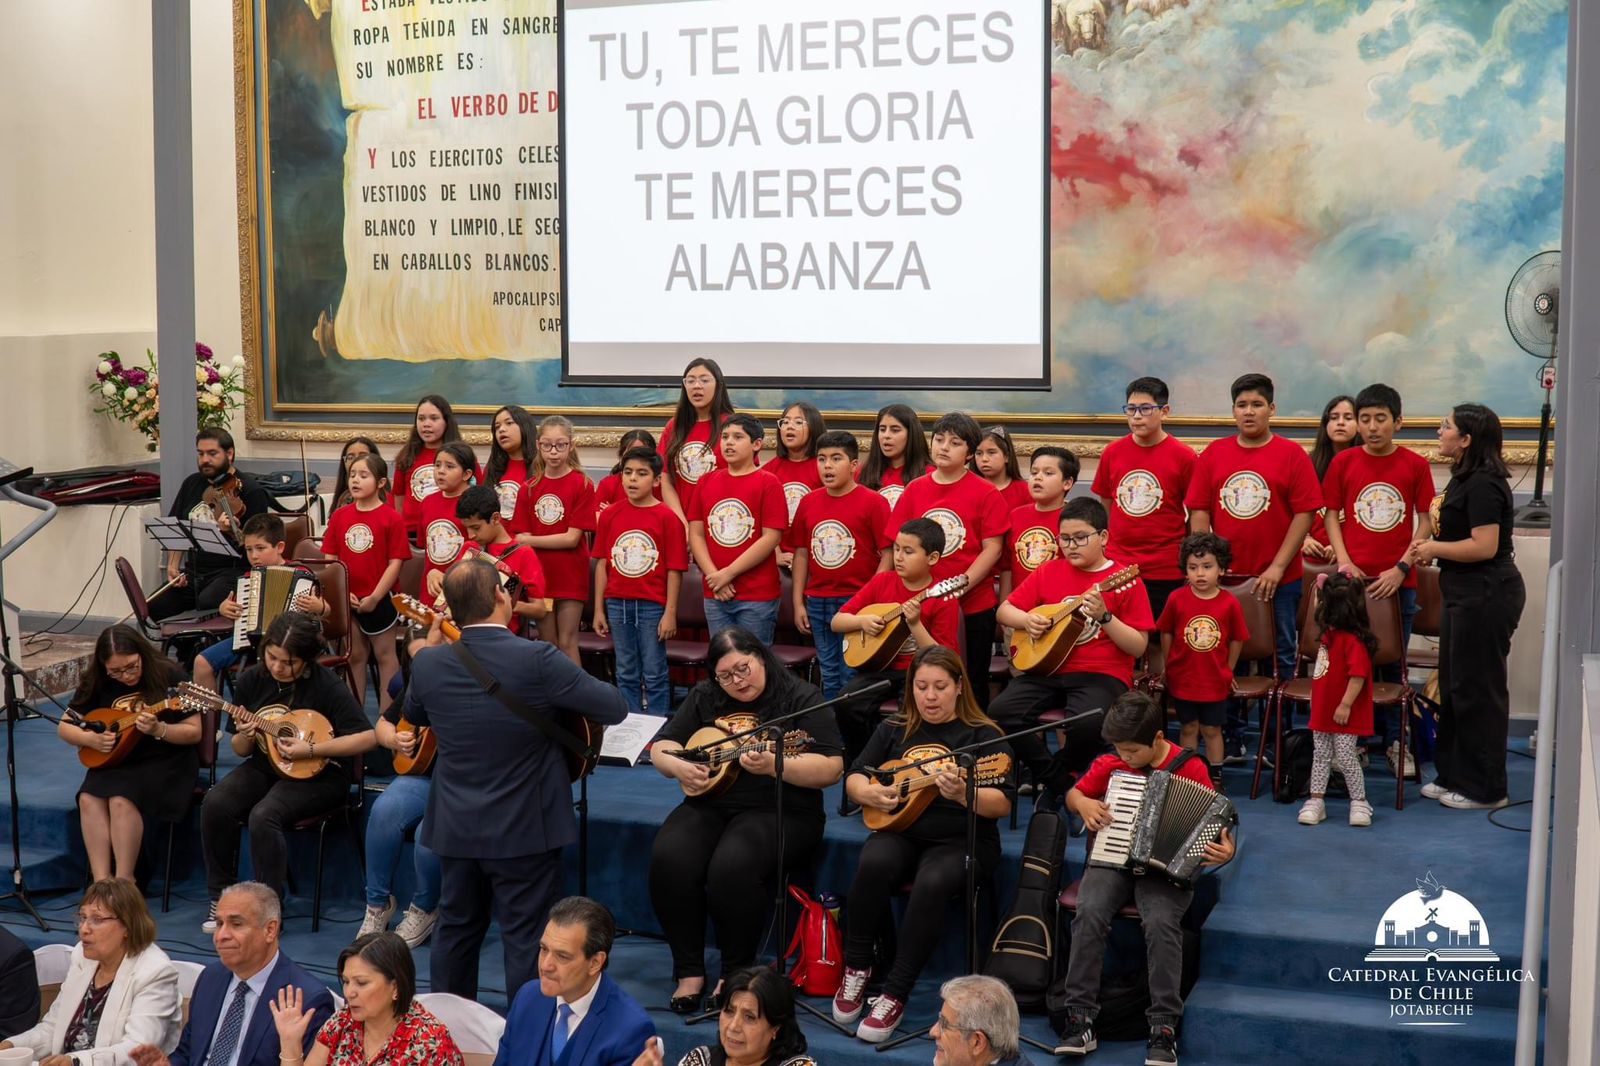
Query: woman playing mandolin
832 647 1015 1044
647 628 845 1014
60 626 198 882
198 612 375 931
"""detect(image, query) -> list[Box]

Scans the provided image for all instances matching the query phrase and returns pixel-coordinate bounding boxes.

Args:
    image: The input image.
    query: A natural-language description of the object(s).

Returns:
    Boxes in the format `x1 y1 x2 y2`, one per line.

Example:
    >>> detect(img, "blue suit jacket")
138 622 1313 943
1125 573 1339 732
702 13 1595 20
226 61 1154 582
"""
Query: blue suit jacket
405 626 629 859
492 973 654 1066
171 955 334 1066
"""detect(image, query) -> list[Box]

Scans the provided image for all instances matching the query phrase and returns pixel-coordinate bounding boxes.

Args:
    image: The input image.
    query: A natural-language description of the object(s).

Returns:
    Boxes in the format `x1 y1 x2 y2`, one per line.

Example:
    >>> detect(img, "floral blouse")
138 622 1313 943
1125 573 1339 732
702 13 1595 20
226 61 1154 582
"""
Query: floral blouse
315 1003 463 1066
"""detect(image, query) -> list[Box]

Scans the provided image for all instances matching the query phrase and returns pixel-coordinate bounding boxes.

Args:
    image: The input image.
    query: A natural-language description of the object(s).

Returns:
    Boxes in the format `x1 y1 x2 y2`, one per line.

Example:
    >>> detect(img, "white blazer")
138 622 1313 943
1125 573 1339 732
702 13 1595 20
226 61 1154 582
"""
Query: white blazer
10 943 182 1064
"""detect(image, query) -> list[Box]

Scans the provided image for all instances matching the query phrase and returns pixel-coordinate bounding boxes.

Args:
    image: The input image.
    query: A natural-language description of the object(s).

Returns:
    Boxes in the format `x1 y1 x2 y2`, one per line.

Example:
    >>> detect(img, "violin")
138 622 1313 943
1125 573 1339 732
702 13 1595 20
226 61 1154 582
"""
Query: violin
202 471 247 530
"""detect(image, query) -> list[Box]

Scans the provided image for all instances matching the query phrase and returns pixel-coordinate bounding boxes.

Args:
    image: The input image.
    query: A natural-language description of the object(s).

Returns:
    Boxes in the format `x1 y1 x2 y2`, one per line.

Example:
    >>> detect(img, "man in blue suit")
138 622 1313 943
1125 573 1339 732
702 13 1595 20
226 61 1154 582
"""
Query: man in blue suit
494 898 654 1066
130 882 334 1066
407 560 630 1001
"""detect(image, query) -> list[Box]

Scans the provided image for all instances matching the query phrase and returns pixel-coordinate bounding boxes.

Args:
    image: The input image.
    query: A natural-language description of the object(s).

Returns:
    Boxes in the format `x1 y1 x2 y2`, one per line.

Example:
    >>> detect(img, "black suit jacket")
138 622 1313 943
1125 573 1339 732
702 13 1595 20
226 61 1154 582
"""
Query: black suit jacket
171 954 333 1066
0 926 37 1039
405 625 629 858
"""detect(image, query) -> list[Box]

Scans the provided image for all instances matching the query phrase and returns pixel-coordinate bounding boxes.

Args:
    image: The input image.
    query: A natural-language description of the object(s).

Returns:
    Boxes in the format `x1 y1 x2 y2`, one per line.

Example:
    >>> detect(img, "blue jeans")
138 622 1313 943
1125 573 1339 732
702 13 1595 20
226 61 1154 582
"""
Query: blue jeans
200 637 242 675
805 595 854 699
365 775 441 911
608 598 671 715
703 597 780 645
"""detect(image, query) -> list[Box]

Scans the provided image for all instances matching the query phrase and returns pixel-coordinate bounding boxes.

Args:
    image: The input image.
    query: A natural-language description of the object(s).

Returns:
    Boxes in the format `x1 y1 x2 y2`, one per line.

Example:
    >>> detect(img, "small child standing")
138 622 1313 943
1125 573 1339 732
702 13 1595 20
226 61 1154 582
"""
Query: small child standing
1299 573 1376 828
1157 532 1249 785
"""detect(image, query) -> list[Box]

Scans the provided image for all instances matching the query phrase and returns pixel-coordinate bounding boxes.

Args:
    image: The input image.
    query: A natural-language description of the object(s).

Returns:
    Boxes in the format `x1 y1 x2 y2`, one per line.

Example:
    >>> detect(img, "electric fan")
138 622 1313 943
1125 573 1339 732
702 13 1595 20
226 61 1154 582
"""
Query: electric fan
1505 250 1560 526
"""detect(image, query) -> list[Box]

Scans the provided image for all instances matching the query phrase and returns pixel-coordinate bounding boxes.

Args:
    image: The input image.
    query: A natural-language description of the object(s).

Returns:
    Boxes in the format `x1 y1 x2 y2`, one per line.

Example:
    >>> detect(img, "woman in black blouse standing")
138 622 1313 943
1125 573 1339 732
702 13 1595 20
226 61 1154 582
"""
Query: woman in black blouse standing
647 628 844 1012
58 626 198 882
1410 403 1527 811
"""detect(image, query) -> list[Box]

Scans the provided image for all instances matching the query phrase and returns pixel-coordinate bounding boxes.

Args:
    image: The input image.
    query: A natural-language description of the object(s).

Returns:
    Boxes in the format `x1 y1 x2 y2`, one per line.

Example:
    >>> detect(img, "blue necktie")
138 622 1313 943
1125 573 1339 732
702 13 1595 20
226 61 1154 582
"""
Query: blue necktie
551 1003 574 1061
209 982 251 1066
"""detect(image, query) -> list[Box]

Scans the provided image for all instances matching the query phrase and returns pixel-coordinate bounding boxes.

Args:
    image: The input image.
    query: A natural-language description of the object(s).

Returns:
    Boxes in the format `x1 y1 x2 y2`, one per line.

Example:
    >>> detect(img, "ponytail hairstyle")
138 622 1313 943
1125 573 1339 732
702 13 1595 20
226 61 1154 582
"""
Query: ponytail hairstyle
777 401 825 461
861 403 930 490
666 359 734 478
1314 573 1379 662
973 425 1022 482
433 441 479 489
1449 403 1511 480
486 405 539 488
610 430 658 475
395 395 466 476
331 436 381 508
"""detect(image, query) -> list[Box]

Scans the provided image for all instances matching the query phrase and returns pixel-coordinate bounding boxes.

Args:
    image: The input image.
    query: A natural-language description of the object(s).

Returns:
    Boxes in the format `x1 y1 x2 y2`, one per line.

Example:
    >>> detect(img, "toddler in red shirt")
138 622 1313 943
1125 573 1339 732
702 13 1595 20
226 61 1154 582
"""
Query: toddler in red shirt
688 414 788 644
1299 573 1376 828
1157 532 1249 783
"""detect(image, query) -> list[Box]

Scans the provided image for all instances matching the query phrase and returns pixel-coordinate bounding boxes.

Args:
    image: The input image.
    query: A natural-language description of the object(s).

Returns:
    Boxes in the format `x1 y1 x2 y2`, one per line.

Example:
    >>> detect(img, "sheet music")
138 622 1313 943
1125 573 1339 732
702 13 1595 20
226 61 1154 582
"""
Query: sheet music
598 713 667 767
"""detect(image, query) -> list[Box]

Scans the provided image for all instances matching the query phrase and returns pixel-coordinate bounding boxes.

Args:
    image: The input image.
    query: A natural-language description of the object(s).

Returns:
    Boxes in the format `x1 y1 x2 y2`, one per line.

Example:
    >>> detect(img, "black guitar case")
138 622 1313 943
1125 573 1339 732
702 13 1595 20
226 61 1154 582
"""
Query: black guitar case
983 808 1068 1010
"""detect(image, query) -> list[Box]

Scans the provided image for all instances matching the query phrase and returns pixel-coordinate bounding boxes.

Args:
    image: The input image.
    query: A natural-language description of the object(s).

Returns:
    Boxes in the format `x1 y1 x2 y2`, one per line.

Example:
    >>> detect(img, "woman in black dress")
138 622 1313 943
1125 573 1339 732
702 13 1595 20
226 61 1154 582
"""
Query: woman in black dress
647 628 844 1011
1410 403 1527 810
833 646 1015 1044
58 626 198 881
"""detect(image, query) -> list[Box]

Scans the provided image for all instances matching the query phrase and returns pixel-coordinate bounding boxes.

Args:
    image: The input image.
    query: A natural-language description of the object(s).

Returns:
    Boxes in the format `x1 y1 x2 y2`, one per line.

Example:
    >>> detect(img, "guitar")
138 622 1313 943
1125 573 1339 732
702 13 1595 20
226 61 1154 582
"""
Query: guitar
862 751 1013 832
176 682 333 781
677 725 814 799
75 693 198 769
1006 564 1142 675
843 575 970 671
388 594 601 782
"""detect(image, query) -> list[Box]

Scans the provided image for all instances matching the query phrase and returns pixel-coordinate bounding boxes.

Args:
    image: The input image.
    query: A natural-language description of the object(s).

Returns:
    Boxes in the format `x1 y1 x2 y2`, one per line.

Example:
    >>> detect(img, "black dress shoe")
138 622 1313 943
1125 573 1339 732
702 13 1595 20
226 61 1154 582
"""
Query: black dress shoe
670 991 705 1013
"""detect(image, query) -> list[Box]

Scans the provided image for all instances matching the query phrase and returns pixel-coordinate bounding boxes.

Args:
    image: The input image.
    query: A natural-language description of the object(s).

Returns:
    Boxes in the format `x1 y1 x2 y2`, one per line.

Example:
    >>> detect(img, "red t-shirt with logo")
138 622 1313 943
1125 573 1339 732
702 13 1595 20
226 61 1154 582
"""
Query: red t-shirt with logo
418 490 469 596
787 485 892 599
513 469 596 600
661 417 724 519
1309 629 1374 735
395 448 484 542
1074 742 1215 799
1322 447 1435 590
594 472 662 521
1156 585 1250 702
595 501 690 606
1006 558 1153 684
689 468 788 601
840 570 963 671
872 463 929 513
464 539 547 638
885 471 1010 613
323 502 411 599
489 458 534 537
1005 503 1063 576
763 457 824 524
1092 434 1196 582
1184 435 1322 583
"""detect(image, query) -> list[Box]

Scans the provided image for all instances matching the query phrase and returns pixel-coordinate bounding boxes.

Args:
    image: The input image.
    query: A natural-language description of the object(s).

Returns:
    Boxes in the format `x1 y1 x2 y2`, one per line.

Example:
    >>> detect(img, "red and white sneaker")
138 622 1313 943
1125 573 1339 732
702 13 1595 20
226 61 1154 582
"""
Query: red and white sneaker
832 967 872 1025
857 994 906 1043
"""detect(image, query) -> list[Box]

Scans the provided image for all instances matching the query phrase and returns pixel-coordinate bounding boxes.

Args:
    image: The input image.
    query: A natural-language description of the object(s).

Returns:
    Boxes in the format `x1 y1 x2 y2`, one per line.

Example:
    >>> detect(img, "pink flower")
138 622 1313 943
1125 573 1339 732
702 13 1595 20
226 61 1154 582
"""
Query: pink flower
125 368 148 386
205 366 220 384
195 343 214 362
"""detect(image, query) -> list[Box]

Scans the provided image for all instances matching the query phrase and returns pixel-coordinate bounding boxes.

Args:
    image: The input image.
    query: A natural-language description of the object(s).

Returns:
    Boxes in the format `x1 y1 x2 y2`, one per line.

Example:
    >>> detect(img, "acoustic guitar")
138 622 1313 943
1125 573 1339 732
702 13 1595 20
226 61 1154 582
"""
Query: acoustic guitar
676 725 814 799
389 593 602 782
76 693 198 769
1006 564 1142 675
842 575 970 671
176 682 333 781
862 751 1013 832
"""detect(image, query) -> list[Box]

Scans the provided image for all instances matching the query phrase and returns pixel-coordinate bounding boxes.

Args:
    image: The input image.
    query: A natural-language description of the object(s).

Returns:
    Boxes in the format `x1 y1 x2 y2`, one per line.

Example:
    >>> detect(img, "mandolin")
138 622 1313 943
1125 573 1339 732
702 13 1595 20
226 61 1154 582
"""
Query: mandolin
842 575 969 671
862 750 1013 832
1006 564 1142 676
676 724 815 799
76 693 198 769
388 593 601 781
176 682 333 781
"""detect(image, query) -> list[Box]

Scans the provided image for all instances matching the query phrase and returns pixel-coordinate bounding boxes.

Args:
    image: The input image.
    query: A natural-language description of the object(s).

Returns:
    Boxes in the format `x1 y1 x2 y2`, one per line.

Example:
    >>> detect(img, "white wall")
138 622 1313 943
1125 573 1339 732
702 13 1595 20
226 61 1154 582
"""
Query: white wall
1571 663 1599 1064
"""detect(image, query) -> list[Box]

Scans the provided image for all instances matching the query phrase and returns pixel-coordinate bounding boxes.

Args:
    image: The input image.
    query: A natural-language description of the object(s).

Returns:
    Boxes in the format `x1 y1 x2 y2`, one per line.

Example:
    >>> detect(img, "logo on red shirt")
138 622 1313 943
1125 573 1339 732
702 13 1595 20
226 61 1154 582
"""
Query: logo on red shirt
425 519 463 565
879 484 906 509
410 465 438 502
1312 644 1330 679
1219 471 1271 519
494 481 520 520
782 483 810 522
923 507 967 554
610 530 660 578
707 498 756 547
1115 469 1164 518
810 520 857 570
1014 526 1057 571
344 523 375 554
1353 482 1406 533
676 442 715 483
1182 614 1222 653
534 493 566 526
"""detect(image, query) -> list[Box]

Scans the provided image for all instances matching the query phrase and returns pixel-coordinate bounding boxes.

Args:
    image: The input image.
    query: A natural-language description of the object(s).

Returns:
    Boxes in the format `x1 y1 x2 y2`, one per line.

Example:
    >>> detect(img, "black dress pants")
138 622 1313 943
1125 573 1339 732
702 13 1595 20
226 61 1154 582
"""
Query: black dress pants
150 570 238 621
201 760 351 904
961 608 997 709
988 673 1124 790
431 849 563 1002
1434 563 1526 803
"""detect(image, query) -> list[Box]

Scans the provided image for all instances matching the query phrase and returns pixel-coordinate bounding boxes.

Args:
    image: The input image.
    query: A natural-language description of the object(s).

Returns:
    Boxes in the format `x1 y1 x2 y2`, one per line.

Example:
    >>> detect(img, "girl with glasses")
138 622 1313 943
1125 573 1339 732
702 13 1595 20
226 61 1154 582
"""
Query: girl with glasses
513 415 596 665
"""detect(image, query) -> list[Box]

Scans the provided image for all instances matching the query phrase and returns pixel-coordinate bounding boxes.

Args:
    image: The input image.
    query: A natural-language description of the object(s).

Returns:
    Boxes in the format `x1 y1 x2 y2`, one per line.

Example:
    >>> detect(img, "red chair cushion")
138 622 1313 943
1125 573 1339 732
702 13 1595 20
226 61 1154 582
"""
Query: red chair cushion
1058 878 1140 919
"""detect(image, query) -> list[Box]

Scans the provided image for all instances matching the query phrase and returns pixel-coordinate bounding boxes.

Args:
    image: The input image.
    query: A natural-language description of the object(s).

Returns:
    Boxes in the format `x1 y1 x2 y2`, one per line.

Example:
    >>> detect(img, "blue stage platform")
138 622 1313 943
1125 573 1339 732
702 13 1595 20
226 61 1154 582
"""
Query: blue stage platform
0 714 1542 1066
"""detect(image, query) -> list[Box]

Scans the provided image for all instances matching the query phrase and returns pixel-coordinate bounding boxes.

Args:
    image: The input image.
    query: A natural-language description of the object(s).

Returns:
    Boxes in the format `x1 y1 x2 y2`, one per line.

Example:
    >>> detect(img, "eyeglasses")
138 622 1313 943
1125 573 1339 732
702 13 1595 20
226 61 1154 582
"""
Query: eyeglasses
76 913 121 930
105 662 141 680
1057 532 1101 548
934 1014 978 1035
538 440 572 453
1122 404 1163 416
714 661 754 686
683 375 716 387
777 418 808 428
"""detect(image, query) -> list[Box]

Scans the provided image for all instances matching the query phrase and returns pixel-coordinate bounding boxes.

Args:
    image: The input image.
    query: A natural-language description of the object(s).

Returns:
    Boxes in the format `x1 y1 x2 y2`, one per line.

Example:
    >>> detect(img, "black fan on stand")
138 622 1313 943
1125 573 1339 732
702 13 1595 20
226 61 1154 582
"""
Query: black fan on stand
1505 250 1560 527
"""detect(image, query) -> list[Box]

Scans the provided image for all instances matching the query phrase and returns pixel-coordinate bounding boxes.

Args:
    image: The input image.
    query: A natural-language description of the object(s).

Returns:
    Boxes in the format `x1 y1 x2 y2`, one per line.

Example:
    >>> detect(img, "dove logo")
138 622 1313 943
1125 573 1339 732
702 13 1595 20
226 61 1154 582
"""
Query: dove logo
1365 871 1497 963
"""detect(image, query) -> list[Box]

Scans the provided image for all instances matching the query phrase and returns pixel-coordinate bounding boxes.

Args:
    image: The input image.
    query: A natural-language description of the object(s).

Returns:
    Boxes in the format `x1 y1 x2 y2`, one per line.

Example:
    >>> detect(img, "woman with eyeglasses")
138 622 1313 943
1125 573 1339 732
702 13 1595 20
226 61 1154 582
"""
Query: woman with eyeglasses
58 626 198 882
2 880 182 1066
646 628 844 1013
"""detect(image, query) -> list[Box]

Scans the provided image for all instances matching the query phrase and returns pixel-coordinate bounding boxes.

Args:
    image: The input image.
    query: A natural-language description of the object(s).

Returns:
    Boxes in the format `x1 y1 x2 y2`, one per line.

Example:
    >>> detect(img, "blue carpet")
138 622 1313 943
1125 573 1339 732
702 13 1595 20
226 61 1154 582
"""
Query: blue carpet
0 714 1544 1066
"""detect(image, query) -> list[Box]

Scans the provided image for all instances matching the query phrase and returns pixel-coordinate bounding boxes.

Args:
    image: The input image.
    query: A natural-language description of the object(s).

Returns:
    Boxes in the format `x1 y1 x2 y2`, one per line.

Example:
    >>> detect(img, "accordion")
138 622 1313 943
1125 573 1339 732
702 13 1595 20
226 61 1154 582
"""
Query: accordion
234 565 318 647
1088 769 1237 888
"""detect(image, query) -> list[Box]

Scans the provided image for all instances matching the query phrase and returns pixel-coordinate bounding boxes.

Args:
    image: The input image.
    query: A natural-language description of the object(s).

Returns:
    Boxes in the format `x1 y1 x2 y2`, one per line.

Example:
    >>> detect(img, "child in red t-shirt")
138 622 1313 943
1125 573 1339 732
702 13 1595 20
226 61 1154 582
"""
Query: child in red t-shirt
485 404 539 536
994 498 1154 795
886 412 1009 706
860 403 933 511
456 486 549 639
512 415 596 666
1157 532 1249 783
594 430 661 521
1299 573 1376 827
1000 445 1078 600
1093 376 1196 621
392 395 480 546
973 426 1032 512
1057 691 1234 1061
419 442 477 602
594 448 688 715
789 430 892 700
688 414 788 644
660 358 735 525
321 453 409 711
766 402 827 563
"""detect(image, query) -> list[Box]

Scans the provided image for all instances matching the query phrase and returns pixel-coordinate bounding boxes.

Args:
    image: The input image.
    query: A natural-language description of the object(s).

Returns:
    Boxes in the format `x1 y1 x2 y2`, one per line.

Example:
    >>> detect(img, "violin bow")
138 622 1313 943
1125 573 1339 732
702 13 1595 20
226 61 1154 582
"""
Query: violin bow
299 436 317 537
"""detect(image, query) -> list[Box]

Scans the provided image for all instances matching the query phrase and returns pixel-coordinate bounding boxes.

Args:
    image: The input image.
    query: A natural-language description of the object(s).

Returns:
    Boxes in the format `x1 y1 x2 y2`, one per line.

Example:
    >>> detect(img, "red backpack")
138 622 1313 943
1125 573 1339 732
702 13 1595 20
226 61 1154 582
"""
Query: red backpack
782 886 843 996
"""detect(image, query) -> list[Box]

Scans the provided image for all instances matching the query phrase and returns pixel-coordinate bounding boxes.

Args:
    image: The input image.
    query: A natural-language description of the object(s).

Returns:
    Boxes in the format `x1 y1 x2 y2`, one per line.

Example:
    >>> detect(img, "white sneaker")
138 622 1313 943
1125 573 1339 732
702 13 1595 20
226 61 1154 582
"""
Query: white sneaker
393 904 439 948
1349 800 1373 827
1439 791 1509 811
1421 780 1446 800
359 896 396 937
1297 799 1326 825
1386 742 1416 779
202 899 219 935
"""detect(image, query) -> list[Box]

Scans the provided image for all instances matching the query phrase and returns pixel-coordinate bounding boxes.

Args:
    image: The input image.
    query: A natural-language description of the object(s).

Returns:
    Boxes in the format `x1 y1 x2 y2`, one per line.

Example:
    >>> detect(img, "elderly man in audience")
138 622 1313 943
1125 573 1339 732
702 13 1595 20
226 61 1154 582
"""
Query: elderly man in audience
929 977 1036 1066
3 879 183 1066
132 882 333 1066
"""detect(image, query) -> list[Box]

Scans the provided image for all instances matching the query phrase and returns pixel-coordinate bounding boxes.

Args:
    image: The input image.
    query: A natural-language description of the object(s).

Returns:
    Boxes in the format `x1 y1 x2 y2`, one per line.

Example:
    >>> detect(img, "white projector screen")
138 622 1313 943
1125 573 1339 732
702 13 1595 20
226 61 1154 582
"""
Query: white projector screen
559 0 1049 389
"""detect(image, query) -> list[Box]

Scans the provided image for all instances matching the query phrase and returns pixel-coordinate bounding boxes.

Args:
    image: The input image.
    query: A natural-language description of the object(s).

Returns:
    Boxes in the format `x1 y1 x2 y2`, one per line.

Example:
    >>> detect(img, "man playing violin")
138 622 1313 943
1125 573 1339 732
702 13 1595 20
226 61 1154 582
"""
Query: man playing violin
151 428 274 621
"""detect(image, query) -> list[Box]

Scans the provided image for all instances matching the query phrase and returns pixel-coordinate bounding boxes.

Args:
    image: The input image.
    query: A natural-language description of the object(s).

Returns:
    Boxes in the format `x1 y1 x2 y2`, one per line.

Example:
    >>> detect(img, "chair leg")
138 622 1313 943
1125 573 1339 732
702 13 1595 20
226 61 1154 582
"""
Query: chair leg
1395 699 1409 811
162 822 176 913
312 823 327 933
1250 693 1276 800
